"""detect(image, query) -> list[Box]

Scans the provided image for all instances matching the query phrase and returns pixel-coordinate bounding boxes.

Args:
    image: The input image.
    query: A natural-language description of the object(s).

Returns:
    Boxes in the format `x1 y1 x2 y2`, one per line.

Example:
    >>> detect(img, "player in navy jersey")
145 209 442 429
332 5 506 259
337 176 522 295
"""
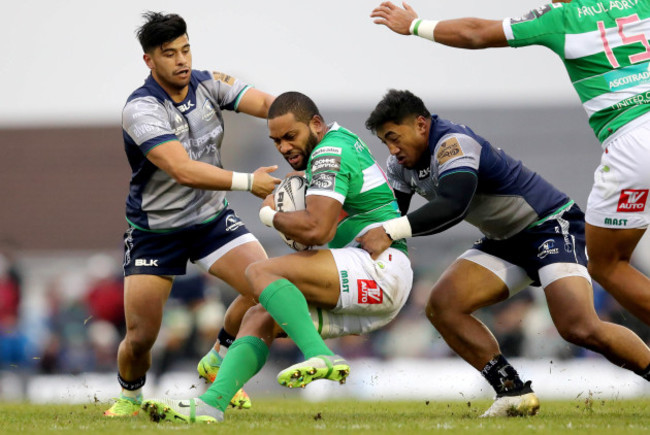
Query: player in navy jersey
358 90 650 417
370 0 650 339
104 12 281 417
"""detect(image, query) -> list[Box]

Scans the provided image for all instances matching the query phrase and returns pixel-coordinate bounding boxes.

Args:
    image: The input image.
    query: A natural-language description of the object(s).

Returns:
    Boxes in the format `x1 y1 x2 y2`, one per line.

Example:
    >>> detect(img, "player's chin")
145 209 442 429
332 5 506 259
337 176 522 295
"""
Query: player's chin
286 158 307 171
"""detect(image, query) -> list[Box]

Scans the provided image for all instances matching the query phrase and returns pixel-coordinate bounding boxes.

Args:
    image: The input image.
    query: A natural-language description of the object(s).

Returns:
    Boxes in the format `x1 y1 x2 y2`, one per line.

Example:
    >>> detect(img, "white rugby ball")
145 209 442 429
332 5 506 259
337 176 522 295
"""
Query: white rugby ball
274 175 311 251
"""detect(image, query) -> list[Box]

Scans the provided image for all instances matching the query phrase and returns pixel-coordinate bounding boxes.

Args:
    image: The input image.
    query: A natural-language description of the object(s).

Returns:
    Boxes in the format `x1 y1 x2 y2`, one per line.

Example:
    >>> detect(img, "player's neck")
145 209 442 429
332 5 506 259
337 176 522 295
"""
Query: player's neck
152 73 189 103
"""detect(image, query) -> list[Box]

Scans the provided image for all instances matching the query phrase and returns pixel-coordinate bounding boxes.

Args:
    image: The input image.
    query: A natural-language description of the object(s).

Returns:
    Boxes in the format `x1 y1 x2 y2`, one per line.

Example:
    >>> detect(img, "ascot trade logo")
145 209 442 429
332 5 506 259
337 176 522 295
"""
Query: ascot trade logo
617 189 648 212
606 63 650 92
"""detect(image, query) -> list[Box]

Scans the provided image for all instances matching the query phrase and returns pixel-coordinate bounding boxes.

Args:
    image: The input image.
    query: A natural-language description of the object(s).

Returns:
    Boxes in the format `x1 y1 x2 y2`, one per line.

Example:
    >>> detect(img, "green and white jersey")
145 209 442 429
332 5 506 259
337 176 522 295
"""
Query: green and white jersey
305 123 407 254
503 0 650 143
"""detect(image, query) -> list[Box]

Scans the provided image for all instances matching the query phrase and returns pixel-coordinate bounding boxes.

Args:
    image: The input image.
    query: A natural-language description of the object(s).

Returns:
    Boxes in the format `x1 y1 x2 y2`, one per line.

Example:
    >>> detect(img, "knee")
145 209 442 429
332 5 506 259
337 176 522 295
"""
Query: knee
244 261 269 292
556 319 601 347
240 305 278 341
124 325 158 356
425 290 452 326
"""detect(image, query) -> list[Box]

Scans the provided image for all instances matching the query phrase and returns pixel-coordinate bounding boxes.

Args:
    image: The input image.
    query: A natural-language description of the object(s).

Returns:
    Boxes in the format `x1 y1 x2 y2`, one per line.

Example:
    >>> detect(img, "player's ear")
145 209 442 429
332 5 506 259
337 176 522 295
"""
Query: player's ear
415 115 428 134
309 114 325 133
143 53 154 70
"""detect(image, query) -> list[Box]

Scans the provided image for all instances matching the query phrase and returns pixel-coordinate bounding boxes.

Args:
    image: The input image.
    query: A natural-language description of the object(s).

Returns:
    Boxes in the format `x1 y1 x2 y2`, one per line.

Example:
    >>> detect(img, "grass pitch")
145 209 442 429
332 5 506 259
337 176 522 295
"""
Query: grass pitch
1 398 649 434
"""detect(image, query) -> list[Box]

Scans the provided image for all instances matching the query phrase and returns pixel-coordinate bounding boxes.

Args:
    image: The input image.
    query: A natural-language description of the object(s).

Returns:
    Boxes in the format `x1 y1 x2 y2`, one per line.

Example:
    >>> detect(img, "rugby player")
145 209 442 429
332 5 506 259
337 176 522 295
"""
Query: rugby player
140 91 414 423
105 11 280 417
358 89 650 417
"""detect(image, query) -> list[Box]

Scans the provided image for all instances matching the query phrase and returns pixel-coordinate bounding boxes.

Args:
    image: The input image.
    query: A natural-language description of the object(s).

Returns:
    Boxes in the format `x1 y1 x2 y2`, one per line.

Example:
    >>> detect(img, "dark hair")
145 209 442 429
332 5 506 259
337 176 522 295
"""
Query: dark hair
136 11 188 53
365 89 431 133
268 91 323 124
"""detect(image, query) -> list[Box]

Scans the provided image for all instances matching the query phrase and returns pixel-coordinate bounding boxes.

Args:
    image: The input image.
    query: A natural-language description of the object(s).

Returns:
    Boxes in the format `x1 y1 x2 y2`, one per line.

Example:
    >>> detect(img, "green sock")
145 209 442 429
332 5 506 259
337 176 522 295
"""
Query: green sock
199 336 269 412
259 279 334 359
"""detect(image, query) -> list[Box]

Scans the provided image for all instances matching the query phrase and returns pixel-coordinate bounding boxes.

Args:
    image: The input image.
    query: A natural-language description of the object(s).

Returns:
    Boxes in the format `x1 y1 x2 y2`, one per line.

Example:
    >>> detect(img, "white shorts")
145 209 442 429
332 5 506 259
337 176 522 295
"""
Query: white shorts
586 117 650 229
309 247 413 339
459 249 591 296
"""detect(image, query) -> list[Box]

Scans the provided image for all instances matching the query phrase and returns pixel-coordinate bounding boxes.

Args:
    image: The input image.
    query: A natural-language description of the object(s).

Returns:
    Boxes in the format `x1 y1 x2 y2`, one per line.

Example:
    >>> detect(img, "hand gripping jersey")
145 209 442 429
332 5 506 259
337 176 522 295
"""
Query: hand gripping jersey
386 115 571 240
503 0 650 143
122 70 250 231
305 123 407 253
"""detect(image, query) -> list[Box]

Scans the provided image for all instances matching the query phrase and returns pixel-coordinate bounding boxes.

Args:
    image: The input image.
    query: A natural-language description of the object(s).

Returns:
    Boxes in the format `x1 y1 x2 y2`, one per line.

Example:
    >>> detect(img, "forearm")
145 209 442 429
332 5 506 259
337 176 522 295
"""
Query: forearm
411 18 508 49
173 160 251 191
271 210 335 246
383 171 477 240
384 196 468 239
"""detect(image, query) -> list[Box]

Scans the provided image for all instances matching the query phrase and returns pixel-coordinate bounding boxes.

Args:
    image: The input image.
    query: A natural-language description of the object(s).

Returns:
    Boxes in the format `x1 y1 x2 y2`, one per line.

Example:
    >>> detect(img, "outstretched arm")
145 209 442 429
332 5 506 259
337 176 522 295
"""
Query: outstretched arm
357 171 477 259
371 1 508 49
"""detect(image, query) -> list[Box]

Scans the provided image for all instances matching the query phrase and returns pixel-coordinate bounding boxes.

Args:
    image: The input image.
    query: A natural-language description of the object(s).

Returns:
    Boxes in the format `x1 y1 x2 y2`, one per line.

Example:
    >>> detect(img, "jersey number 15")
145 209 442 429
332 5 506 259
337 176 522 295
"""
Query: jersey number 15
598 14 650 68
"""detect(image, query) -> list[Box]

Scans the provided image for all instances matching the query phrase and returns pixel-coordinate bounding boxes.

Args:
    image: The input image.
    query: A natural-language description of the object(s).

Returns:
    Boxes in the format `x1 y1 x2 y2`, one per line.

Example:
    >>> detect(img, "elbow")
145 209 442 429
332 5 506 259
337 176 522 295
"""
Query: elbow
299 222 335 246
169 168 197 188
458 32 490 49
301 229 332 247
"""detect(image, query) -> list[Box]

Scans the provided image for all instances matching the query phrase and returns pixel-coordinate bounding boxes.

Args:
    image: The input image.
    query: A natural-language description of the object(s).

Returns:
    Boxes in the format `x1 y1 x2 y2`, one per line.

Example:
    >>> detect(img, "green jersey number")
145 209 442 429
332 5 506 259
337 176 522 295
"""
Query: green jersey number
598 14 650 68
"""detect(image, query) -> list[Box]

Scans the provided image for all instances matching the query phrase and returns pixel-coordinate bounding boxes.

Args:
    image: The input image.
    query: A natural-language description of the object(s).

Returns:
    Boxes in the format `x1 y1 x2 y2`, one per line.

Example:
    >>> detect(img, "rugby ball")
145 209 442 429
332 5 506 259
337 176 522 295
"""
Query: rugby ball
274 175 311 251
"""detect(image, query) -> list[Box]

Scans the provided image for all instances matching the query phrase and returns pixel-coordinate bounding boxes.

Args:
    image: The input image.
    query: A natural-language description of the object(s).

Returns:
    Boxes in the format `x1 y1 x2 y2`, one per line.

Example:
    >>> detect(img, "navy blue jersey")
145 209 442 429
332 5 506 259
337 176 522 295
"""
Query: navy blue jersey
386 115 571 240
122 70 250 231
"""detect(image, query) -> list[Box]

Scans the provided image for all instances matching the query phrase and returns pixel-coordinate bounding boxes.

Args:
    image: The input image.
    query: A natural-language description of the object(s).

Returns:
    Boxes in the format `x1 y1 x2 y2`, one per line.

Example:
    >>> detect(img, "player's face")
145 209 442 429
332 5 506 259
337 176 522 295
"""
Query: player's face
376 117 428 168
269 113 320 170
144 34 192 93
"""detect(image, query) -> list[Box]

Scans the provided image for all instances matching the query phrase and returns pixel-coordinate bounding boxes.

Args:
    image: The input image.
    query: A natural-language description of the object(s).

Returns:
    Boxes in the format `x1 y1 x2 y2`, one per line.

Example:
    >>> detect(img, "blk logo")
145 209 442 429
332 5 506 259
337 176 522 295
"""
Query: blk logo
617 189 648 212
135 259 158 267
357 279 383 304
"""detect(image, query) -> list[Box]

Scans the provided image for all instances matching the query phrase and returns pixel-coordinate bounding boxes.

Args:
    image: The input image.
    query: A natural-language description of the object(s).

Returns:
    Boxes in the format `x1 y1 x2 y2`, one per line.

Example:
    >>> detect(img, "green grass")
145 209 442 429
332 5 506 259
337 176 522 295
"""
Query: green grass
1 398 649 434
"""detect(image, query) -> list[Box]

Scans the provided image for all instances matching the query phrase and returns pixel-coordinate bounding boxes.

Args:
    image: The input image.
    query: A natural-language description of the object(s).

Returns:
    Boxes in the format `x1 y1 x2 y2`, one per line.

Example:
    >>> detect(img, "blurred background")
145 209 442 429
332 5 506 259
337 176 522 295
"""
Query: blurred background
1 0 649 403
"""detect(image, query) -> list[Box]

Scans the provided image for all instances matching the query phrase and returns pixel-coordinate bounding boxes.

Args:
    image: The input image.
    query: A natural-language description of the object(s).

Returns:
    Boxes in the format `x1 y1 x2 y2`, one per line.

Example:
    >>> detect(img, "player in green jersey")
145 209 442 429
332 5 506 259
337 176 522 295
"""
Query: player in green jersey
371 1 650 328
140 91 414 424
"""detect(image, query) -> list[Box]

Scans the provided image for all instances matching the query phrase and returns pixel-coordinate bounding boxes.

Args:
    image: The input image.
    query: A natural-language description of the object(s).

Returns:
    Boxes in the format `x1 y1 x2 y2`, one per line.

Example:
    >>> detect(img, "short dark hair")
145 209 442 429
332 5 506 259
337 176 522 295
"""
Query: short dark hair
268 91 323 124
365 89 431 133
136 11 188 53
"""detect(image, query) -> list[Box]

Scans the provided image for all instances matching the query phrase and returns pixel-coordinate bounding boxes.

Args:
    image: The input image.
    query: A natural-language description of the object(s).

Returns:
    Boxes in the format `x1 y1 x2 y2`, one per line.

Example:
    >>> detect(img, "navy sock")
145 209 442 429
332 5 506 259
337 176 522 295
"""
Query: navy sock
481 355 528 396
218 327 236 348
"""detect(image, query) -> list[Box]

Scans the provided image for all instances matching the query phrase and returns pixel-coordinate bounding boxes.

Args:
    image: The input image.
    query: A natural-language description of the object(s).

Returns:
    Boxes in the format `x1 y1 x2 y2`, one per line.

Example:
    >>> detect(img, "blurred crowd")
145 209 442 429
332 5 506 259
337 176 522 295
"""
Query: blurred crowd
1 240 649 380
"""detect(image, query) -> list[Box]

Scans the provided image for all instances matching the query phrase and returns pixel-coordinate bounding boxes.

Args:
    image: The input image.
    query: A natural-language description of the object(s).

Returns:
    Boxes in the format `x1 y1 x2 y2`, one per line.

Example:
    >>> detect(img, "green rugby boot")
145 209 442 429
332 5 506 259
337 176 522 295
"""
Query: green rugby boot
104 394 142 417
277 354 350 389
197 349 252 409
142 397 223 424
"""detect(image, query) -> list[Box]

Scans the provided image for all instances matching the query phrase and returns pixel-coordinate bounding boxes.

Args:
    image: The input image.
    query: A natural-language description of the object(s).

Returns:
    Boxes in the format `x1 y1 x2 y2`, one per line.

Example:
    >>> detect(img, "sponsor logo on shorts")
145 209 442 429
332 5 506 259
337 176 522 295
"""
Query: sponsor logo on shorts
123 227 134 266
616 189 648 212
604 217 628 226
436 137 464 164
537 239 559 259
135 259 159 267
340 270 349 293
225 214 244 232
357 279 383 304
